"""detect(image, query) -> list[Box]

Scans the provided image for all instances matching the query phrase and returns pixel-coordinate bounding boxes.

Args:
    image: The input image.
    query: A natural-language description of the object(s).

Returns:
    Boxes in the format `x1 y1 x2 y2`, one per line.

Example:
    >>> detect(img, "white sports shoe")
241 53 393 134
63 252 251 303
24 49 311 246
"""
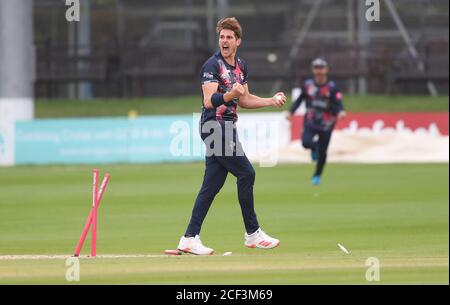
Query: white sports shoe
177 235 215 255
245 228 280 249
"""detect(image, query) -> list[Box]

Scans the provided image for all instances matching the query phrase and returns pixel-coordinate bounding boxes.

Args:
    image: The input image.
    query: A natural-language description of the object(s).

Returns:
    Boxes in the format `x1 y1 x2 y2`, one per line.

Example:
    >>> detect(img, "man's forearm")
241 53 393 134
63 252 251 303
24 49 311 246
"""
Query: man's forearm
205 91 238 109
224 91 237 103
239 94 272 109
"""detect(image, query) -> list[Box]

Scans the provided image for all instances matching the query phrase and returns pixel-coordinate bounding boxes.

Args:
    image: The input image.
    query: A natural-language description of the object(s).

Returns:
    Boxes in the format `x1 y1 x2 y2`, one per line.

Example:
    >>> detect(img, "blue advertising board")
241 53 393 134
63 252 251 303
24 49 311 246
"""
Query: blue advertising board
15 115 204 164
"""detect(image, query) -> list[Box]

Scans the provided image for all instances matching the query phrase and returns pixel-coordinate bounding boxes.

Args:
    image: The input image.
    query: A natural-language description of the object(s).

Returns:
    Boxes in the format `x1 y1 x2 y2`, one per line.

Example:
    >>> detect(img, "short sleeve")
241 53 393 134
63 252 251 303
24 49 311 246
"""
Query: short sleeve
200 59 219 85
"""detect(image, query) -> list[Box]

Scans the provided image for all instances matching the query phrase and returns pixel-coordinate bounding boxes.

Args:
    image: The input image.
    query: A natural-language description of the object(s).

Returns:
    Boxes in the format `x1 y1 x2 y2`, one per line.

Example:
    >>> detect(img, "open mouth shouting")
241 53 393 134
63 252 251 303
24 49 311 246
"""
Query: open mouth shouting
221 44 231 54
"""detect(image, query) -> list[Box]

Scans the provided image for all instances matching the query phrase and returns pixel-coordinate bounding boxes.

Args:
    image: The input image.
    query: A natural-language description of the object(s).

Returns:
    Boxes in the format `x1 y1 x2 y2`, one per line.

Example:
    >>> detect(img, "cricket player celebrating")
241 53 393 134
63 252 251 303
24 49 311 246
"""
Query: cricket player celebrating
175 17 286 255
288 58 346 185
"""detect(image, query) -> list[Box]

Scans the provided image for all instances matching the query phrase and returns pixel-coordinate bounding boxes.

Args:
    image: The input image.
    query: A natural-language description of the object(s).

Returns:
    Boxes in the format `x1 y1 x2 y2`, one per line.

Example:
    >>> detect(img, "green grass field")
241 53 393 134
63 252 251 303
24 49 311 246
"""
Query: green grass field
0 163 448 284
35 95 449 118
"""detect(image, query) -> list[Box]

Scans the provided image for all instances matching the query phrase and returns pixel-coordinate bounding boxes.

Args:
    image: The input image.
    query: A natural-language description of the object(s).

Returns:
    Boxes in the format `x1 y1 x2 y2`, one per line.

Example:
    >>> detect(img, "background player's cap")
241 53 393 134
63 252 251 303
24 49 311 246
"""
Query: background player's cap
311 58 328 68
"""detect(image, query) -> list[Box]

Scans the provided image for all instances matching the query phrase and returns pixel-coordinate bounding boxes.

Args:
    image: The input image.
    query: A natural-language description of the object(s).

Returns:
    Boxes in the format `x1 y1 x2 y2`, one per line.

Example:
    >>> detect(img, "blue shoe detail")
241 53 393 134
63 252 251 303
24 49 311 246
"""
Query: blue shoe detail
312 175 321 185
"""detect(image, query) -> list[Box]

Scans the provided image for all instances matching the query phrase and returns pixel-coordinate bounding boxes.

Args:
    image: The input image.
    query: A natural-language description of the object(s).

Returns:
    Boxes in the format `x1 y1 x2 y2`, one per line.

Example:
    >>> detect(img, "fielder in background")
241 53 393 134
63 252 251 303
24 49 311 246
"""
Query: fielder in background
288 58 347 185
174 17 287 255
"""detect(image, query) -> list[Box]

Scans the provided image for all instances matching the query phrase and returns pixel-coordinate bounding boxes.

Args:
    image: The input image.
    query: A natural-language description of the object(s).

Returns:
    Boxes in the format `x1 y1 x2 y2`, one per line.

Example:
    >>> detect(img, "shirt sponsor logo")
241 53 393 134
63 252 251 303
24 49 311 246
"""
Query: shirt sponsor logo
311 99 328 109
203 72 214 79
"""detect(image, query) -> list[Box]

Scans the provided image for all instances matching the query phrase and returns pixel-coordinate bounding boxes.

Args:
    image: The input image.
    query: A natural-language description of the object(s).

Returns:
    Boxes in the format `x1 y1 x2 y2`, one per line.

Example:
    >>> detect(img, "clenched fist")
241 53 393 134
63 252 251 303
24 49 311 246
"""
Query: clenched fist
230 82 245 99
